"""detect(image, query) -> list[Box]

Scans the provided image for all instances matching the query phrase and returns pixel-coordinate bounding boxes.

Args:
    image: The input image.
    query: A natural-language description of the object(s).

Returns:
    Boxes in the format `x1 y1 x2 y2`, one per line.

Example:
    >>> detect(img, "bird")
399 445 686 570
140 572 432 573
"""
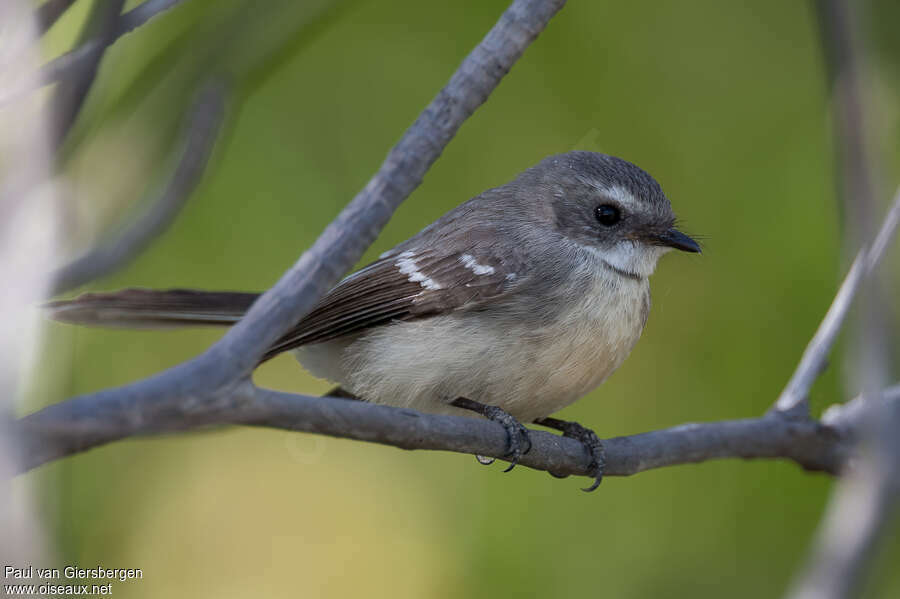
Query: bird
47 151 700 490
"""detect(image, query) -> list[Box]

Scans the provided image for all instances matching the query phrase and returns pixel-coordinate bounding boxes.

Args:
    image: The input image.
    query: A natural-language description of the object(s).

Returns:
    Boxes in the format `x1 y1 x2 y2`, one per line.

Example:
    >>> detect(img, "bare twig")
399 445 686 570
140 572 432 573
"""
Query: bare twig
0 0 191 106
16 0 568 467
35 0 78 36
821 384 900 434
51 0 125 148
115 0 187 36
47 0 191 86
49 0 190 85
773 187 900 416
17 382 900 477
815 0 877 249
49 81 227 295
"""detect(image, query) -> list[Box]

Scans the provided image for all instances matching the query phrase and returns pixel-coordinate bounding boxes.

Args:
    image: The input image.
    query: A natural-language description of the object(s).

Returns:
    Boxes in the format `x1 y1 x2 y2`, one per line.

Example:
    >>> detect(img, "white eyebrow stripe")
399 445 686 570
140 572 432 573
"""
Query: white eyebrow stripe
576 176 638 210
459 253 495 275
395 251 442 290
603 184 638 209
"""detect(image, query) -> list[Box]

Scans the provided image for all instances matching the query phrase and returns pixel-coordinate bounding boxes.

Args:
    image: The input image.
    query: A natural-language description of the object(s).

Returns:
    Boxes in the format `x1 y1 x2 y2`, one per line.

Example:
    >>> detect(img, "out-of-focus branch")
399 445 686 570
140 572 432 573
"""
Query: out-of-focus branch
51 0 125 148
774 187 900 415
47 0 191 87
815 0 877 248
787 391 900 599
49 81 227 295
786 3 899 599
0 0 191 106
115 0 187 36
35 0 78 36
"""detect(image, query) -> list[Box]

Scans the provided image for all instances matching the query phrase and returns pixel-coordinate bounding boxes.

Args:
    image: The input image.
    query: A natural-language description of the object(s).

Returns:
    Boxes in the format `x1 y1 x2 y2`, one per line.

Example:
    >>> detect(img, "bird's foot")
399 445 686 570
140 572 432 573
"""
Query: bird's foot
535 417 605 491
451 398 532 471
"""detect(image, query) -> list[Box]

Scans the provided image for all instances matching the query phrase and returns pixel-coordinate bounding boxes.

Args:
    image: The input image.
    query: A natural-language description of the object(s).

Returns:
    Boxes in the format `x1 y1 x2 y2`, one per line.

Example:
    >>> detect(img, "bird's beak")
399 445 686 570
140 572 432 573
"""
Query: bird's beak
653 228 701 253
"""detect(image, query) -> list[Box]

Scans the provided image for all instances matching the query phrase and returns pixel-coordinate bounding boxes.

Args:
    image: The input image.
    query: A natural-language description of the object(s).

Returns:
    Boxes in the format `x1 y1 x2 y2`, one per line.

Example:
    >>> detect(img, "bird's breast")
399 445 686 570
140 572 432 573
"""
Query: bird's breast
507 275 650 419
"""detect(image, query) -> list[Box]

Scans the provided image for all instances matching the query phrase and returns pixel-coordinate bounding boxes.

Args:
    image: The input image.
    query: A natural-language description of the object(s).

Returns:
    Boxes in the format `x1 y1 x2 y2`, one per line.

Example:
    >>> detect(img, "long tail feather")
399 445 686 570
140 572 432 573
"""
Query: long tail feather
44 288 260 329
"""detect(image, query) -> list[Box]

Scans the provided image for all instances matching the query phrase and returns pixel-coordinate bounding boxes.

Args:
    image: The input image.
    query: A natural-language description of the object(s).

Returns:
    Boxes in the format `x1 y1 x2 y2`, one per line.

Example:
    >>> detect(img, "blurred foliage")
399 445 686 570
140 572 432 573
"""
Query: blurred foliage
26 0 900 597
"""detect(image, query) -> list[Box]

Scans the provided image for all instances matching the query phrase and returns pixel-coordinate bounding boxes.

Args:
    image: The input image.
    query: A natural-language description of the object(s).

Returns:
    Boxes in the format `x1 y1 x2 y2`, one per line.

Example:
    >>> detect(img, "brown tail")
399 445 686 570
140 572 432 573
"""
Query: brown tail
44 288 260 330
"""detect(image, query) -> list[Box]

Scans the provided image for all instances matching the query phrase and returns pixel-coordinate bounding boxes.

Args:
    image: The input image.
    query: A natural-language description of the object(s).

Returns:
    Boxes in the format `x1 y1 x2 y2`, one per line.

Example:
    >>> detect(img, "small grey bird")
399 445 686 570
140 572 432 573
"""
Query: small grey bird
48 151 699 490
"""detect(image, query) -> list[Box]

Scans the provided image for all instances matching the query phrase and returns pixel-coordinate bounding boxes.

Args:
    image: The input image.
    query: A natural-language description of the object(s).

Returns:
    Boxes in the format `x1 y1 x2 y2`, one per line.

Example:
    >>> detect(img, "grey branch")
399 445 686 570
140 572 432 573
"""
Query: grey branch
50 0 126 147
49 82 227 295
774 187 900 415
16 0 568 466
34 0 77 36
46 0 190 87
1 0 190 106
788 390 900 599
15 382 900 476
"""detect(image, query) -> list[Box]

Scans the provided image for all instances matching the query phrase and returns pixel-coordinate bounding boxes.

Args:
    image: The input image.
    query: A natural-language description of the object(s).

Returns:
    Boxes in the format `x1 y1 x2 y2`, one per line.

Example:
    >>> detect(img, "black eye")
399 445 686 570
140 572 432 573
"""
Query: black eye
595 204 621 226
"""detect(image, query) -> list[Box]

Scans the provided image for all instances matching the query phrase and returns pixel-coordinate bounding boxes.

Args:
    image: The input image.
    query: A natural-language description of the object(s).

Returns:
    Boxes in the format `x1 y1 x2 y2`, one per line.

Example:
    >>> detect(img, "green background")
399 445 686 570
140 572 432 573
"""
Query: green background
27 0 900 597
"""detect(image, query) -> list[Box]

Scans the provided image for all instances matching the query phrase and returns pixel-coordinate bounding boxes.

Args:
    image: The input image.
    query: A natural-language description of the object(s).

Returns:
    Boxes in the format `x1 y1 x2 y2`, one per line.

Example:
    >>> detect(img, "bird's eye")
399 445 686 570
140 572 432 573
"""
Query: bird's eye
595 204 621 226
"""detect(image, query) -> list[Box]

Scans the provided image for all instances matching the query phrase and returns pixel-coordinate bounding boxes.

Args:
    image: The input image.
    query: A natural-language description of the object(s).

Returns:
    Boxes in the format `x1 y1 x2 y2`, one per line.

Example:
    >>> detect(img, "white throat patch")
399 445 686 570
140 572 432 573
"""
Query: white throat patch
600 240 669 279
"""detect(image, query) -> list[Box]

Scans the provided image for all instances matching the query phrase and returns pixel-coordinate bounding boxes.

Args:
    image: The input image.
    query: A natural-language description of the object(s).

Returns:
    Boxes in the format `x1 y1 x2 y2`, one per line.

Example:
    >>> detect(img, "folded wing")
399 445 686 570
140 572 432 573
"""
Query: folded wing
262 245 527 360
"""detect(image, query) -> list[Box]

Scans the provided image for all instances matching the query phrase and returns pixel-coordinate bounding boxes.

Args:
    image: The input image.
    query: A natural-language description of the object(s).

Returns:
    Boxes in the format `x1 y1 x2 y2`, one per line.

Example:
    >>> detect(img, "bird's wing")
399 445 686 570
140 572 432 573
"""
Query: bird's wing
262 244 528 360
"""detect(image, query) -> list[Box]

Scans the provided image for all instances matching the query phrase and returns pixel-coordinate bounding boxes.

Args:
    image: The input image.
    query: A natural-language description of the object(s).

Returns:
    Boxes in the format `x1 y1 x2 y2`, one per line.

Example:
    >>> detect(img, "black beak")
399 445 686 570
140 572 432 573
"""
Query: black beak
654 228 701 253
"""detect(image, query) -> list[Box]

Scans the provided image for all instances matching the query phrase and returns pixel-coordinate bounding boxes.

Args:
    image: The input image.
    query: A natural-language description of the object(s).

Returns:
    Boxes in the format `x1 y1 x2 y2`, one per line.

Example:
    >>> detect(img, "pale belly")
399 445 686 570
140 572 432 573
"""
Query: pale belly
295 278 650 422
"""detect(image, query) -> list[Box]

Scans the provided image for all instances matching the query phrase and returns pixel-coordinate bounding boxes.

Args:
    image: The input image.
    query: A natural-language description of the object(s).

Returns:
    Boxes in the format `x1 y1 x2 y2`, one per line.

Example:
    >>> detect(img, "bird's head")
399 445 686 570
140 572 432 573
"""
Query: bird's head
519 151 700 279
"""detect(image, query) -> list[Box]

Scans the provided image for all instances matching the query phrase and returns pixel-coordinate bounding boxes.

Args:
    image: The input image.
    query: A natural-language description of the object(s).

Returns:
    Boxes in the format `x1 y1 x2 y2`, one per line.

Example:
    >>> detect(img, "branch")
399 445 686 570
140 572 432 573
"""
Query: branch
49 81 227 295
16 0 567 465
51 0 126 148
34 0 77 36
773 186 900 416
0 0 191 107
814 0 877 249
16 382 900 476
787 390 900 599
47 0 190 86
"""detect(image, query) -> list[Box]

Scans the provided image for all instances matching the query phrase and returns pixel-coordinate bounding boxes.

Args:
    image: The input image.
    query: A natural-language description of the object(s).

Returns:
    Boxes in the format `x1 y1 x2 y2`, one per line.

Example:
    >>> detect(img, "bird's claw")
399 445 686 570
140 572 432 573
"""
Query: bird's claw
556 421 605 491
483 405 532 472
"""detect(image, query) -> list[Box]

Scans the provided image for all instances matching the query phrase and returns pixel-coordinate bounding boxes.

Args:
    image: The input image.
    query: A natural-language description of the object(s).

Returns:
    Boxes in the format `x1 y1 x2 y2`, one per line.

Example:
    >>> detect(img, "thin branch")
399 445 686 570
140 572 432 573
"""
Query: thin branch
15 0 567 466
50 0 126 148
15 381 900 477
0 0 191 107
49 81 227 295
47 0 190 86
815 0 877 250
34 0 78 36
115 0 186 36
773 187 900 415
